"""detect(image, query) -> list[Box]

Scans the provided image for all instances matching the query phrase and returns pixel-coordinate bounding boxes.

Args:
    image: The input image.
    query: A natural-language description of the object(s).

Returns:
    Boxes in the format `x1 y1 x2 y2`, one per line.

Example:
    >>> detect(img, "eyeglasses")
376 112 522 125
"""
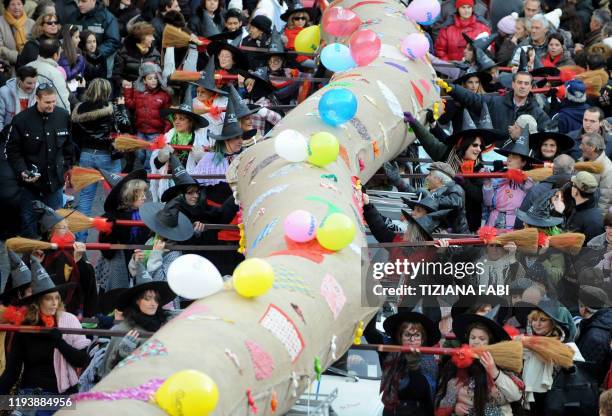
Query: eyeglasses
43 21 58 25
403 332 422 340
292 16 307 21
470 143 481 148
36 83 54 93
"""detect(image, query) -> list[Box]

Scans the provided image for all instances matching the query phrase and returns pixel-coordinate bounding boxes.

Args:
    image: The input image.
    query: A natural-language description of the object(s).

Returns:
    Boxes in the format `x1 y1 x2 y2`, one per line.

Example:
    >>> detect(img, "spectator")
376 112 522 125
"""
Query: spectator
281 5 314 68
576 53 610 101
496 15 531 65
0 0 34 65
112 22 161 90
581 9 611 51
25 37 71 112
565 171 605 242
579 132 612 210
16 11 60 69
108 0 140 38
553 79 590 134
0 65 37 130
224 8 244 35
438 0 490 35
528 131 575 162
434 0 491 62
522 0 541 18
540 33 575 68
78 29 106 82
568 106 612 159
58 25 86 88
150 0 181 49
438 72 552 132
576 285 612 385
5 83 72 238
65 0 120 68
242 15 271 69
189 0 225 37
514 14 550 62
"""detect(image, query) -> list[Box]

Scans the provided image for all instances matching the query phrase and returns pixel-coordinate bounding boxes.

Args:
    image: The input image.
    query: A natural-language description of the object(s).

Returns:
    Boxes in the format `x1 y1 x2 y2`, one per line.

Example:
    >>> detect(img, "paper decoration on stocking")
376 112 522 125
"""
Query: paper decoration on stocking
272 263 315 298
411 81 424 108
259 304 305 362
419 78 431 93
245 340 275 380
176 303 211 320
247 185 289 220
320 274 346 320
338 145 351 169
117 339 168 368
269 236 334 264
377 80 403 118
251 218 279 250
349 117 372 141
249 154 280 182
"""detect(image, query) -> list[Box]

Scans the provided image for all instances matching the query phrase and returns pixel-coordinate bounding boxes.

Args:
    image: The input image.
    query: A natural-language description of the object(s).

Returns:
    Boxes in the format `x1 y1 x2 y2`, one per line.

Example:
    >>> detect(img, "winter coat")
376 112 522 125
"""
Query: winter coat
589 152 612 212
6 105 72 194
515 173 571 229
567 128 612 161
112 35 161 87
496 37 522 66
58 54 86 82
552 101 589 134
430 181 471 234
188 7 224 37
110 5 140 38
0 15 35 65
82 51 106 82
541 50 575 68
514 37 548 61
26 56 71 112
566 196 605 244
71 101 130 153
448 84 552 131
434 15 491 61
0 77 37 130
575 308 612 384
411 119 485 232
483 177 533 230
124 86 172 134
65 1 121 58
437 0 490 35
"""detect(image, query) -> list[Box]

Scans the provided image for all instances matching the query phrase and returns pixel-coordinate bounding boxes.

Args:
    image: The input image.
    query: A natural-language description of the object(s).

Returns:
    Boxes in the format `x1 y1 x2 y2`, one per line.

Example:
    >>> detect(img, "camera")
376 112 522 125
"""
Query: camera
25 164 40 178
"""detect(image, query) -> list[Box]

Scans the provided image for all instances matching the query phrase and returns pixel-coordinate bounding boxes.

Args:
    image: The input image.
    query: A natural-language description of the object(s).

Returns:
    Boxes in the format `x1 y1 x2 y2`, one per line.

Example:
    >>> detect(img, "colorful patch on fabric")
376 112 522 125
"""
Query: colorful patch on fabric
377 81 403 119
291 302 306 324
384 61 409 74
320 274 346 320
349 243 361 256
247 184 289 220
411 81 424 107
320 179 340 193
360 18 381 27
250 218 279 250
349 118 371 141
305 195 341 216
327 81 354 88
250 154 280 182
339 145 351 169
117 339 168 368
245 340 275 380
272 264 315 297
176 303 211 320
419 79 431 93
269 236 334 264
268 163 304 179
332 72 362 82
372 140 380 158
259 304 305 362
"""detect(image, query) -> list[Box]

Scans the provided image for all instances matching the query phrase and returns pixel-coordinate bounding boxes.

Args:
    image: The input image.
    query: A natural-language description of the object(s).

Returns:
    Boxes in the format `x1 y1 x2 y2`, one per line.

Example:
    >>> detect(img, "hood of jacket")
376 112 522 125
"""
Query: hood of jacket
581 308 612 332
71 101 113 123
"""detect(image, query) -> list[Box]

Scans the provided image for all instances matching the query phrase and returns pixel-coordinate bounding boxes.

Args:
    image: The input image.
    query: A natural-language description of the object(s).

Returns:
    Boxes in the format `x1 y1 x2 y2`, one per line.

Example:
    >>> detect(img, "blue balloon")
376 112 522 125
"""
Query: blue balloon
318 88 358 126
320 43 356 73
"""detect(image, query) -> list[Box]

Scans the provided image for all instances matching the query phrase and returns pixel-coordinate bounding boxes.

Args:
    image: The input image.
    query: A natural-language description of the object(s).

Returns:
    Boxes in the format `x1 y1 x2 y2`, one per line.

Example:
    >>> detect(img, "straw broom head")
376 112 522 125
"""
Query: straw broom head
113 134 150 152
494 227 539 253
574 161 604 174
70 166 104 191
6 237 54 253
521 336 574 368
475 340 524 373
525 167 553 182
170 71 201 82
162 25 191 48
548 233 586 255
56 209 94 232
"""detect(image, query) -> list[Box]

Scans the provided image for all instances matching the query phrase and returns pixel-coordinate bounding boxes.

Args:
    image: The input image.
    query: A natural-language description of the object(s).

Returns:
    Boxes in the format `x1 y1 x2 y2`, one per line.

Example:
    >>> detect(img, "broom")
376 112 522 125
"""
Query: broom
70 167 104 191
170 70 238 82
162 25 209 48
521 336 575 368
575 161 604 174
112 134 204 153
358 341 523 373
545 232 586 255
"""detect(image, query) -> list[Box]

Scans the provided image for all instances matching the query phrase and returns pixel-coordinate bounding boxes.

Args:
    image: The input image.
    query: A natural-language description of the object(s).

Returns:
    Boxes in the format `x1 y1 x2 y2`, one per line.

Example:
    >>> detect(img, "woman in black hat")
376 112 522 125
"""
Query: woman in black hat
101 261 177 377
190 0 225 36
436 313 523 416
364 307 441 416
403 106 505 231
242 15 272 69
281 5 314 69
191 59 228 137
0 250 32 306
0 257 90 396
528 131 574 163
235 70 281 136
206 35 249 73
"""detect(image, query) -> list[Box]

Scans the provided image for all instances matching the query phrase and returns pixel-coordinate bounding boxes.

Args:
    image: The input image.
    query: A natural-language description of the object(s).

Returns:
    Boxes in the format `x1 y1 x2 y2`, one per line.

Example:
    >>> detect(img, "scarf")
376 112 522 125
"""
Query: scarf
40 312 55 328
170 129 193 163
130 209 142 242
3 10 27 52
128 310 165 332
194 96 222 119
53 312 91 392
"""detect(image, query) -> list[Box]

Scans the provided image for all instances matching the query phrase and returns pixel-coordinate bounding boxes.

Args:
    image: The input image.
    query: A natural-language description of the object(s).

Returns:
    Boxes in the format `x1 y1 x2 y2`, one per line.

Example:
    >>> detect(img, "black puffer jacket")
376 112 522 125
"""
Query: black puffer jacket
430 181 470 234
576 308 612 384
111 34 161 88
565 197 605 245
188 6 224 37
71 101 130 153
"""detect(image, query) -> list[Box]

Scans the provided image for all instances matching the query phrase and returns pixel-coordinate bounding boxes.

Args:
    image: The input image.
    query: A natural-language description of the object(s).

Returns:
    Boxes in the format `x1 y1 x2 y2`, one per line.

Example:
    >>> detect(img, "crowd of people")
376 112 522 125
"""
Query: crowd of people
0 0 608 413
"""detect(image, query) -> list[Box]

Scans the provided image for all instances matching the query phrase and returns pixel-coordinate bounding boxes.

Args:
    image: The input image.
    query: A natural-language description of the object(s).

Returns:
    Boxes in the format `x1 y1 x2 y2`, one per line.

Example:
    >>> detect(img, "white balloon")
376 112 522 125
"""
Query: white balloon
274 129 309 162
167 254 223 299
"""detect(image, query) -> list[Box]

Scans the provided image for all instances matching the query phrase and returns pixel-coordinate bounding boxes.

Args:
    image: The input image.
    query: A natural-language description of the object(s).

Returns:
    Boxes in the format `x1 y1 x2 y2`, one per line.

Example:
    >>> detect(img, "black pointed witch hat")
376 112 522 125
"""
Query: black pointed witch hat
266 30 288 58
139 200 195 241
160 84 210 130
32 201 66 234
227 83 260 119
209 93 244 141
116 261 176 310
17 256 75 305
400 208 452 241
495 126 541 163
160 154 200 203
190 58 227 95
207 35 249 71
452 306 512 344
447 104 506 148
515 188 563 228
102 168 148 213
1 251 31 304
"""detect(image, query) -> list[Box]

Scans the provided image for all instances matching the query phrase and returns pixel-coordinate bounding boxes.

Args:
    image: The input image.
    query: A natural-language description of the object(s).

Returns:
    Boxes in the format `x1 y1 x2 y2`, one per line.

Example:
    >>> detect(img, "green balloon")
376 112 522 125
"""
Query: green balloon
308 132 339 167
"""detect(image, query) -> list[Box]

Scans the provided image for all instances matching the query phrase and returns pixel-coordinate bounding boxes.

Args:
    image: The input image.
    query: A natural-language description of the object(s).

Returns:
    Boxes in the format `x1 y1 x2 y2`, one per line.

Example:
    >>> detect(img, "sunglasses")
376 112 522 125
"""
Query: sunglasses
43 21 58 25
36 83 54 93
292 16 307 21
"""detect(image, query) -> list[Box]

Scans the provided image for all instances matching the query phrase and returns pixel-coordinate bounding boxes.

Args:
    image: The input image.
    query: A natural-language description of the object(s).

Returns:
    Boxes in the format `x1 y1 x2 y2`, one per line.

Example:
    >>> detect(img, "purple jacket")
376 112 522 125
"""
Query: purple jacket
483 178 533 229
58 54 86 81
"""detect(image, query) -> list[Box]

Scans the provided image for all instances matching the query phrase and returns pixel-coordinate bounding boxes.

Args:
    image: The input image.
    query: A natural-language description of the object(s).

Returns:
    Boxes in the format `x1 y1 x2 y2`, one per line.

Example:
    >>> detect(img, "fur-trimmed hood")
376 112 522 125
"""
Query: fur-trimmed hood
71 102 114 123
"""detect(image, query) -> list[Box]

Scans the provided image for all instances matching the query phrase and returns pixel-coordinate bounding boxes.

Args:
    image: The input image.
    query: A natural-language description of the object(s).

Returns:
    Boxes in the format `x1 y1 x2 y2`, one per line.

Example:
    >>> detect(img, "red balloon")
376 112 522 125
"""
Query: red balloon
349 29 381 66
322 7 361 37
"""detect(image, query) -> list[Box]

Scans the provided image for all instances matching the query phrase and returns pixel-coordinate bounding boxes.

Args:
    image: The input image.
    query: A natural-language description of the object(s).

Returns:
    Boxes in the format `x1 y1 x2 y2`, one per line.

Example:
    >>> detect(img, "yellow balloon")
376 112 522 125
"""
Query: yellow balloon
308 132 339 167
295 25 321 53
316 212 356 251
155 370 219 416
233 258 275 298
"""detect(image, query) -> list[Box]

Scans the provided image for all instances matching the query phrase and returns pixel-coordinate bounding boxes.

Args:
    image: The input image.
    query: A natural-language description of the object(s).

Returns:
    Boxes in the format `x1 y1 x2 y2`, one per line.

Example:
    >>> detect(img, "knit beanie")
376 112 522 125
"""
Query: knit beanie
565 79 587 103
497 13 517 35
456 0 474 9
544 8 562 29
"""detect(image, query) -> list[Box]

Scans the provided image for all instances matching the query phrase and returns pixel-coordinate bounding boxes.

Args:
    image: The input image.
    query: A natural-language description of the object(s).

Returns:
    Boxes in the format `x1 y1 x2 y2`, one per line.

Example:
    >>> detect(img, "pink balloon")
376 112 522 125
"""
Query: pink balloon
322 7 361 37
400 33 429 60
284 210 317 243
404 0 440 25
349 29 381 66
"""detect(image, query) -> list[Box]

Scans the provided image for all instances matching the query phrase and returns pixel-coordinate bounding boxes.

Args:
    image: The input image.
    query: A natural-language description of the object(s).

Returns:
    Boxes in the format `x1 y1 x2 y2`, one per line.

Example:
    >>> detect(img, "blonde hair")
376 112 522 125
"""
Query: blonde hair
31 13 61 38
83 78 112 103
23 292 64 325
119 179 148 209
527 309 564 338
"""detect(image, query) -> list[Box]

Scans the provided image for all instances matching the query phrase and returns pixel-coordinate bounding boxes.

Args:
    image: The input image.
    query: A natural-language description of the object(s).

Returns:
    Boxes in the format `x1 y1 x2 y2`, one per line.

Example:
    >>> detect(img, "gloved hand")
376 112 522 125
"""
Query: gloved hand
436 78 453 93
403 111 417 125
191 145 205 164
493 160 505 172
425 109 435 124
157 145 172 163
383 161 401 184
118 329 140 356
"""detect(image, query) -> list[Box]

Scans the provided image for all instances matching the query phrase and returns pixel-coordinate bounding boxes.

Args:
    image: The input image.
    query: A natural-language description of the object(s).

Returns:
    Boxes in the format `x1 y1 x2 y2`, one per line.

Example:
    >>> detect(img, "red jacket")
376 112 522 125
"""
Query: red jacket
434 15 491 61
124 86 172 134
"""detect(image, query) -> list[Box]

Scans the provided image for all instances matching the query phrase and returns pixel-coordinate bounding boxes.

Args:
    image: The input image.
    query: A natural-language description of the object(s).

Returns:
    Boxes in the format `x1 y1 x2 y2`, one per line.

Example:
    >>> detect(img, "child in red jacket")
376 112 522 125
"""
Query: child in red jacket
123 62 172 172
